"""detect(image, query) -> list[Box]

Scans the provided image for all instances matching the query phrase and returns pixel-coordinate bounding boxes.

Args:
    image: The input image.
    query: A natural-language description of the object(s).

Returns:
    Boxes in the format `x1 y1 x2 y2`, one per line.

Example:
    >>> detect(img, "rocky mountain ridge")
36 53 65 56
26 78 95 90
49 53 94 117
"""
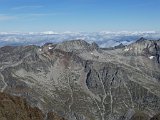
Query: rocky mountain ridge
0 38 160 120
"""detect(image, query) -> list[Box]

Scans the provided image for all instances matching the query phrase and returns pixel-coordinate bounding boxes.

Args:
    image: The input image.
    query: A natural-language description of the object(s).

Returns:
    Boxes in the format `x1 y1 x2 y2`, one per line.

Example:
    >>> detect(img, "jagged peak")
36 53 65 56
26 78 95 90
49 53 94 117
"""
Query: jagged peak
136 37 148 43
91 42 99 49
54 39 92 52
114 43 125 49
43 42 54 46
60 39 90 46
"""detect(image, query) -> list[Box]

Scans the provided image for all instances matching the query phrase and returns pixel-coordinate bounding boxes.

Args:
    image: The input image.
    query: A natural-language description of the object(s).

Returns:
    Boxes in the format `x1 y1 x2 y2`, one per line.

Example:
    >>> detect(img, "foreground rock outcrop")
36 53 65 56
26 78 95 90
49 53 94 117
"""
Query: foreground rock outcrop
0 39 160 120
0 92 65 120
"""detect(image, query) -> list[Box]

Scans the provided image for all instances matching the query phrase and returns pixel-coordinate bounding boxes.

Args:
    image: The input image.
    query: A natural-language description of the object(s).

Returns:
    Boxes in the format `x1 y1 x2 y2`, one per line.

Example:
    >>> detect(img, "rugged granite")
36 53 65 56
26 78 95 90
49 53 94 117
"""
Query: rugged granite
0 39 160 120
0 92 65 120
150 113 160 120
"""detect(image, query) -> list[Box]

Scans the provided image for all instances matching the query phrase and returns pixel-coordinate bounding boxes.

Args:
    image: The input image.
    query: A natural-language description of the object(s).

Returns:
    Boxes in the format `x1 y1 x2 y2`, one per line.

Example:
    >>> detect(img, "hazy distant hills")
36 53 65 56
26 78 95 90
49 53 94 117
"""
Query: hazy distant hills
0 31 160 48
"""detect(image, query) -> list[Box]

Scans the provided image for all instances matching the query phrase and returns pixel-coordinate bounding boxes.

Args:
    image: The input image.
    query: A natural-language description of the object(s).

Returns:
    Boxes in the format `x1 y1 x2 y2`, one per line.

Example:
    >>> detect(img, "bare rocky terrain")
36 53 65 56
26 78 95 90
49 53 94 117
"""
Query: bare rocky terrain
0 92 65 120
0 38 160 120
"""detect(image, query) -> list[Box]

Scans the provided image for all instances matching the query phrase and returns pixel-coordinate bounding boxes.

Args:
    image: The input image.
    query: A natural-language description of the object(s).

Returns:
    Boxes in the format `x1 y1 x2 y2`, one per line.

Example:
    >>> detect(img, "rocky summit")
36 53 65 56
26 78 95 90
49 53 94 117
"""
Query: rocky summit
0 39 160 120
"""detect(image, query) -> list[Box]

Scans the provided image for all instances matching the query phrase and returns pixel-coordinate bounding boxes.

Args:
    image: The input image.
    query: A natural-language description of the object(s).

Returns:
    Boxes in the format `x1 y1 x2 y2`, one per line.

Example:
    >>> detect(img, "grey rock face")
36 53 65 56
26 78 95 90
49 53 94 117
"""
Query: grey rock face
55 40 90 52
0 39 160 120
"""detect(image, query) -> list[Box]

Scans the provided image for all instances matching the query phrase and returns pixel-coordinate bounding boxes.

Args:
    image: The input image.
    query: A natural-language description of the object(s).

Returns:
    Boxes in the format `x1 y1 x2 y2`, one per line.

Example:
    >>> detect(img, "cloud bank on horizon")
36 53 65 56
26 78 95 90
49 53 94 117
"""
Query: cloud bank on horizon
0 31 160 48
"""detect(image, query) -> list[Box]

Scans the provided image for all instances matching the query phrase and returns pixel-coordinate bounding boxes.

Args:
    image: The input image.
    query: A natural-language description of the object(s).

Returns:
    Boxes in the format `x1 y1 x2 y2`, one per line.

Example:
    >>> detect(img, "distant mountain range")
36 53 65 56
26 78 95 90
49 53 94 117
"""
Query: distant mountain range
0 31 160 48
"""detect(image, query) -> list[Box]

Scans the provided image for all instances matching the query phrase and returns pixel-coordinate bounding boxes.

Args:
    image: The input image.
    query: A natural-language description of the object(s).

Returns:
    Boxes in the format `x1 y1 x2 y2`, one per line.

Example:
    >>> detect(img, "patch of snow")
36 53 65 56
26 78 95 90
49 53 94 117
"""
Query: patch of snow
68 67 71 69
124 48 129 52
91 52 94 55
48 47 53 50
149 56 154 59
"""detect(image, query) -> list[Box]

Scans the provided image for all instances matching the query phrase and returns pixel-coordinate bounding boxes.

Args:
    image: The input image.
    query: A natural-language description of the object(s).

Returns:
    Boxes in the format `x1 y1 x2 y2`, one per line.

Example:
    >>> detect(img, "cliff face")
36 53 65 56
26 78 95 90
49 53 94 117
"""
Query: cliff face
0 39 160 120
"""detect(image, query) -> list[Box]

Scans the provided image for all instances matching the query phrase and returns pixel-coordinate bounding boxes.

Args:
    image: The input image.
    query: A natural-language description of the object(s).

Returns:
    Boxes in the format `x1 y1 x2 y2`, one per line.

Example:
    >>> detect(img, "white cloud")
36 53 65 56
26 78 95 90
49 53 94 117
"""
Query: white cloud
28 13 58 17
0 31 160 47
0 14 16 21
41 31 59 35
12 5 44 10
0 13 57 21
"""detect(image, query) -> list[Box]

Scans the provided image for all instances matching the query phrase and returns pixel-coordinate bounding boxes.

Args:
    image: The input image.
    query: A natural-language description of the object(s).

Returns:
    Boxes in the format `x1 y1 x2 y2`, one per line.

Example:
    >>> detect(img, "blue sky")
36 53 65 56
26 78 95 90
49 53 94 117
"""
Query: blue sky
0 0 160 32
